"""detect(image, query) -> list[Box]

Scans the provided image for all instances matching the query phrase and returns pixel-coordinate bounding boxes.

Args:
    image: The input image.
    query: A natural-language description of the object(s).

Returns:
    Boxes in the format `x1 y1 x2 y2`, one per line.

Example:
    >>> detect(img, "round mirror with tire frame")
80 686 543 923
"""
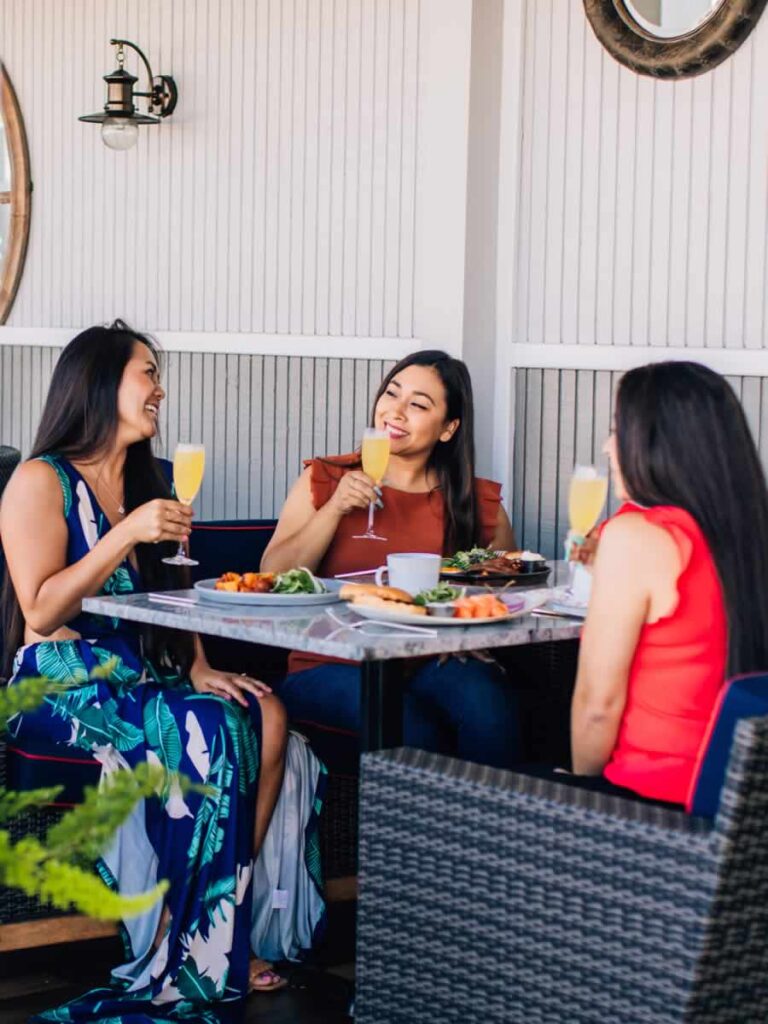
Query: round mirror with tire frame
584 0 768 78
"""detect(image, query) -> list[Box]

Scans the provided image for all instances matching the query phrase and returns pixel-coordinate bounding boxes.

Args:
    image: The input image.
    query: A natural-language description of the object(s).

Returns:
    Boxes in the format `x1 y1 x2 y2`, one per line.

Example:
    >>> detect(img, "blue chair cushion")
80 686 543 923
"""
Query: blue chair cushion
185 516 290 707
188 519 278 584
686 672 768 818
156 458 277 582
289 719 359 777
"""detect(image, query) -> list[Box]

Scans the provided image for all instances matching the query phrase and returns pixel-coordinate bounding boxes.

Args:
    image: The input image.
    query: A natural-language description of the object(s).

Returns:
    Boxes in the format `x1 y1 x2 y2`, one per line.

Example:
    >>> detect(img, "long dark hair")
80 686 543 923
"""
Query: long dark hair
1 320 194 678
370 350 480 553
615 361 768 677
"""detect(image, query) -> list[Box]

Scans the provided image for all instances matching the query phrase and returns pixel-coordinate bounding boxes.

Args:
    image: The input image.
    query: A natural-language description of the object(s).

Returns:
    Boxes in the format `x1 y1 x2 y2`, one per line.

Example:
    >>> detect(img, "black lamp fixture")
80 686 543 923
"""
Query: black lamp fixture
79 39 178 151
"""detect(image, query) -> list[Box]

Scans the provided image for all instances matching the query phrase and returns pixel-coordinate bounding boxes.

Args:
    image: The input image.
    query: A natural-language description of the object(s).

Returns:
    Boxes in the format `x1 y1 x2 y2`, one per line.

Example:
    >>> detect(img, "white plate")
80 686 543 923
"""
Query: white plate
194 578 342 607
348 592 544 627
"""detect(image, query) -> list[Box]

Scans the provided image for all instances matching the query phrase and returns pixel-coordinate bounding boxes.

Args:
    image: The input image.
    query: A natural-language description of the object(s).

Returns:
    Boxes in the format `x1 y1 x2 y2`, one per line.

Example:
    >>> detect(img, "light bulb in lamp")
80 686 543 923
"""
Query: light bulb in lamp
100 117 139 150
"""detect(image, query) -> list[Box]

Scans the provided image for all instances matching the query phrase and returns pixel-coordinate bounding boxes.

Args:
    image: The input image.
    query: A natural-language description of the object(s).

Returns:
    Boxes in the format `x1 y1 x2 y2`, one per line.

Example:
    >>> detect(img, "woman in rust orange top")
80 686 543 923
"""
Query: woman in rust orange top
262 350 521 769
566 361 768 805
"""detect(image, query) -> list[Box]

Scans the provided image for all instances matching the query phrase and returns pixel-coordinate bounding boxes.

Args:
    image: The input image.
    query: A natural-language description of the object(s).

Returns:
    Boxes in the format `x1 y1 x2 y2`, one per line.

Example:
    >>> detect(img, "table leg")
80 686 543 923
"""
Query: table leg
359 660 404 752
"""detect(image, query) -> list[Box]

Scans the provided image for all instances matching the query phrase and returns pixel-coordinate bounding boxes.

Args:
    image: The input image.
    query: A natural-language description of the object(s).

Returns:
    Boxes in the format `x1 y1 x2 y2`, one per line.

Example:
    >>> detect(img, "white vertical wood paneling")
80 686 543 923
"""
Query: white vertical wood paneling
594 52 620 349
0 345 396 518
558 6 586 346
666 79 693 347
411 0 473 354
704 63 732 348
0 0 437 341
512 0 768 350
647 80 674 348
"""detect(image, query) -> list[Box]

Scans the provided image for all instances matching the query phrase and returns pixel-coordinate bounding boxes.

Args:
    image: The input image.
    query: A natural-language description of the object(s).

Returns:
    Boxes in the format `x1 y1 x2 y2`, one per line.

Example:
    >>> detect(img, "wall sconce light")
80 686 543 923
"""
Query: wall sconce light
79 39 178 151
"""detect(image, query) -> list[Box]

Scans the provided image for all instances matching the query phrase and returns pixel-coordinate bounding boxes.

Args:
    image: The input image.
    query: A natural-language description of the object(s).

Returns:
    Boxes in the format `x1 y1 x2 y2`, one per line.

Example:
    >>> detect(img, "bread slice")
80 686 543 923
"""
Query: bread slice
351 592 427 616
339 582 415 604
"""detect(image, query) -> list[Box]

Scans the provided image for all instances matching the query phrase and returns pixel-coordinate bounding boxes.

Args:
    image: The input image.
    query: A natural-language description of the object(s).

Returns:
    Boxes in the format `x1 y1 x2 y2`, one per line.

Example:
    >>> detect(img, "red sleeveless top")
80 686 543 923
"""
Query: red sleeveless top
602 503 727 804
287 454 502 675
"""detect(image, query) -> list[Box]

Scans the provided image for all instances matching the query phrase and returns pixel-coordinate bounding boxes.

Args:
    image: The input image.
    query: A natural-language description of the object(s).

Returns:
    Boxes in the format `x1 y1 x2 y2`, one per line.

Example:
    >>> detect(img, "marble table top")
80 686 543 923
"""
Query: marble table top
82 562 582 662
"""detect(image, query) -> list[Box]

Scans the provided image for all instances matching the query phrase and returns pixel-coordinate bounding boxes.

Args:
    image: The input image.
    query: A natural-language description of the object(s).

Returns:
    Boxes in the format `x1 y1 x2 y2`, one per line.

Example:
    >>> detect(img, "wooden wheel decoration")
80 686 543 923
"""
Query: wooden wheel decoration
0 63 31 324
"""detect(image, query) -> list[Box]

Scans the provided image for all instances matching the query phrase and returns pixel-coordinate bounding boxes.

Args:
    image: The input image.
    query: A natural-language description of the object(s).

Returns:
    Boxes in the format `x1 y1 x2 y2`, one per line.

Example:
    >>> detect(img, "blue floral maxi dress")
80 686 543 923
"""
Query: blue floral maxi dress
7 456 326 1023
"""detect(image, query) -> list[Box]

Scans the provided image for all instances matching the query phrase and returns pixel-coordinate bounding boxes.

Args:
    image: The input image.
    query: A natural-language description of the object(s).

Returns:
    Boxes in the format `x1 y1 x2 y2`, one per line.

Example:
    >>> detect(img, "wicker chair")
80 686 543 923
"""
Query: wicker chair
356 722 768 1023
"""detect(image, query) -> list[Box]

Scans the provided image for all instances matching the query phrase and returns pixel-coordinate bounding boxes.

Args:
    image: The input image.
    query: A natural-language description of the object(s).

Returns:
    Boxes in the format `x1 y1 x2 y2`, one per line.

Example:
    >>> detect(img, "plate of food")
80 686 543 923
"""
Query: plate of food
339 582 544 627
195 568 342 606
440 547 550 584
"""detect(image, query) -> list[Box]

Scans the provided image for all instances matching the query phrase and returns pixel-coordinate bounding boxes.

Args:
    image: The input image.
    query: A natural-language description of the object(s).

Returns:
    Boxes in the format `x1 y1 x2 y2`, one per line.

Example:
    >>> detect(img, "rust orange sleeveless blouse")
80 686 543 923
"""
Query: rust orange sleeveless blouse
287 454 503 675
602 503 727 804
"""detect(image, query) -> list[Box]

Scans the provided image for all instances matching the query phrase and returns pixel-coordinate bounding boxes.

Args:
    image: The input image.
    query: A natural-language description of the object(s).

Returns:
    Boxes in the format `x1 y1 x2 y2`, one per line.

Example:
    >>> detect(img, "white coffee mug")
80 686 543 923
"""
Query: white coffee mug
374 552 441 595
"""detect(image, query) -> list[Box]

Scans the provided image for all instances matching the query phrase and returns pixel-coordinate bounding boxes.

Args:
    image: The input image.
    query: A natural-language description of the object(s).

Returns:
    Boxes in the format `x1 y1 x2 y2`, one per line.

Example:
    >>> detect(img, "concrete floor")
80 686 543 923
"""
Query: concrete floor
0 928 355 1023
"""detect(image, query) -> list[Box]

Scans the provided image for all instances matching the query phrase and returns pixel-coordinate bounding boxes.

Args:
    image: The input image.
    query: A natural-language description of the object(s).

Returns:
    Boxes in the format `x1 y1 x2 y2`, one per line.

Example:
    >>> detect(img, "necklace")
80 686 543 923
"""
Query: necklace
85 464 125 516
97 476 125 516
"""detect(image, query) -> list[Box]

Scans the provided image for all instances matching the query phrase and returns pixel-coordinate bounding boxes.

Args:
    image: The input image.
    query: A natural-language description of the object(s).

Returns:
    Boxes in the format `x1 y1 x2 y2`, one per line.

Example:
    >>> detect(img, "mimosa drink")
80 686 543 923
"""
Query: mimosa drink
361 434 390 486
353 428 390 541
163 443 206 566
174 445 206 504
564 464 608 595
569 474 608 536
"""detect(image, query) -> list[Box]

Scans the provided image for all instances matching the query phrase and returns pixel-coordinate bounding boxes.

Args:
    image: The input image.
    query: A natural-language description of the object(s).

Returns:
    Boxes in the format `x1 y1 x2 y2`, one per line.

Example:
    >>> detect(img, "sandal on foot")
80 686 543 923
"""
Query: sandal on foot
249 959 288 994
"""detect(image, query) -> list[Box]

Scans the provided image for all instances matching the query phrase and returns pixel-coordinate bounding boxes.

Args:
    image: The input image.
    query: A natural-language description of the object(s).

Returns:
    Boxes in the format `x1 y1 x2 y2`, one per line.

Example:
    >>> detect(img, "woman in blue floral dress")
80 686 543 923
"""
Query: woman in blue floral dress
0 322 325 1022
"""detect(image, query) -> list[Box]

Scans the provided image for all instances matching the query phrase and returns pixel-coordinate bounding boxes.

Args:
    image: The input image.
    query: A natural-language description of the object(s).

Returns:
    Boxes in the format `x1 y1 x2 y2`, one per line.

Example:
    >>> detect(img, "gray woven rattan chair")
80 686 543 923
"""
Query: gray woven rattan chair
356 721 768 1023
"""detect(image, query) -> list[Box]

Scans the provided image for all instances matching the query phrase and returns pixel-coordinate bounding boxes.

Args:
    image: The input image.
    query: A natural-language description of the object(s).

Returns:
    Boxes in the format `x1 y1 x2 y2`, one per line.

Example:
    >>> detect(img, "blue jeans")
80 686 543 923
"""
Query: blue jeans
276 657 521 770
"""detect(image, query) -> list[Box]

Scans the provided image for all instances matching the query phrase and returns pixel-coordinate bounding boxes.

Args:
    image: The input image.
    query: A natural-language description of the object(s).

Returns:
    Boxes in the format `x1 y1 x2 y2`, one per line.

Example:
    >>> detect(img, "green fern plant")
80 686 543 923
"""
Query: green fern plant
0 669 201 920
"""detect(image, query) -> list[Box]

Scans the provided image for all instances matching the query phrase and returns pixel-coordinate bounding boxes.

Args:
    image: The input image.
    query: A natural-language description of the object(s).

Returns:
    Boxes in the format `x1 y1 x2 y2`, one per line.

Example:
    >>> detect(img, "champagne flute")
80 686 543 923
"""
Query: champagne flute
352 428 390 541
564 463 608 593
163 443 206 566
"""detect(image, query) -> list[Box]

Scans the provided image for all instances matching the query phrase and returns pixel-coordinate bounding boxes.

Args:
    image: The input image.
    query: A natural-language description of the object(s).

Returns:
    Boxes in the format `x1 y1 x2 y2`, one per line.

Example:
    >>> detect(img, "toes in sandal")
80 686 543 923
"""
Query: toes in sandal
249 960 288 994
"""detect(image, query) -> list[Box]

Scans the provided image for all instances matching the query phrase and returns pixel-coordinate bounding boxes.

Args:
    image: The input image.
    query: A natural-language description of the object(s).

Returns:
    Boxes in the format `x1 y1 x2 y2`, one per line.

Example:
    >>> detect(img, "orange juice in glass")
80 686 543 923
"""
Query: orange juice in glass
163 443 205 566
353 428 390 541
565 464 607 592
569 470 608 538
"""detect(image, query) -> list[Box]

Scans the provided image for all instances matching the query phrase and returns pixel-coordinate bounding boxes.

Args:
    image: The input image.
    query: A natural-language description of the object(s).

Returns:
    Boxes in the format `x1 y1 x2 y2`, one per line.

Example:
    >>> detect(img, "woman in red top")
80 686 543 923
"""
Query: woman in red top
262 350 522 768
568 361 768 805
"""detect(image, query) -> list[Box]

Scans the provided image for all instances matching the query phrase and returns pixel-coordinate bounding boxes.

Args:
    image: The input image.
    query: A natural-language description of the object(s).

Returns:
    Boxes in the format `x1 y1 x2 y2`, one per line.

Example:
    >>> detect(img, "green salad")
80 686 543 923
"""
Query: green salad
414 583 462 606
442 547 494 571
272 568 327 594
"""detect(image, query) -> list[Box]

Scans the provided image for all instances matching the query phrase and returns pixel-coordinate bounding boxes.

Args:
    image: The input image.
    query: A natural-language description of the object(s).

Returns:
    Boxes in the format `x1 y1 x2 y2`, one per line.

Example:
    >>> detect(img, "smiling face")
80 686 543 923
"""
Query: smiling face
116 340 165 444
373 363 460 459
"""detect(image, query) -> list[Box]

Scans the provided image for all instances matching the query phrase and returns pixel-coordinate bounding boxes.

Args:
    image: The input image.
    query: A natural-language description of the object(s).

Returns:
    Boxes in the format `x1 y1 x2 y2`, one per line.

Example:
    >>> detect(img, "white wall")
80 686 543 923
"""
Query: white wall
0 0 472 357
463 0 504 479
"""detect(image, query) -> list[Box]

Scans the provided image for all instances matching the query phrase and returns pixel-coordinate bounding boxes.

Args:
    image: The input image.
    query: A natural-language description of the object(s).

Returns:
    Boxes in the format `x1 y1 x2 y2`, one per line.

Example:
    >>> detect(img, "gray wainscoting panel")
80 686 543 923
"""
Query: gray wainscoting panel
513 368 768 557
0 346 395 519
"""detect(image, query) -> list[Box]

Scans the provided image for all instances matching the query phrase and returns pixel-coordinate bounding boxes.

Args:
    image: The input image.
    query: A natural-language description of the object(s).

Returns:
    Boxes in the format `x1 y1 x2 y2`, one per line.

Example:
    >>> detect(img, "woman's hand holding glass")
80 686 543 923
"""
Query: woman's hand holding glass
330 470 380 516
569 528 600 567
122 499 193 546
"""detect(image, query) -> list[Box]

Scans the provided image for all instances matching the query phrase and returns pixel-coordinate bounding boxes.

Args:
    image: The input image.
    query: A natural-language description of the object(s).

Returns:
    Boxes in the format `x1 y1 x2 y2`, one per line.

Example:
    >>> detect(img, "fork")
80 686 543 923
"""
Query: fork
324 607 438 638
